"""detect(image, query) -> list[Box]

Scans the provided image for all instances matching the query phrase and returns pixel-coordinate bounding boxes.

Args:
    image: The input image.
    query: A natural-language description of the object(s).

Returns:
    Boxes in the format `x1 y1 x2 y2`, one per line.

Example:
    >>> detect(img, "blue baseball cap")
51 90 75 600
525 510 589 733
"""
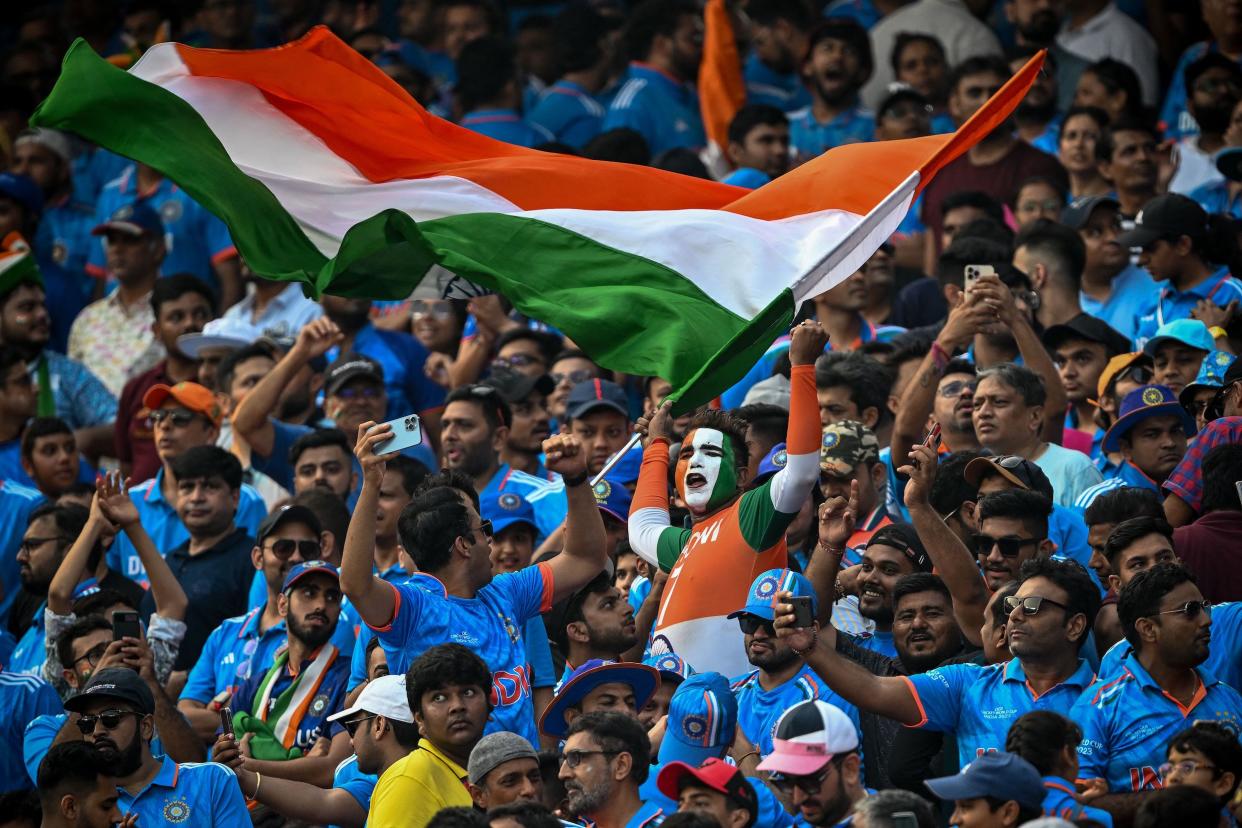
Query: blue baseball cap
657 672 738 766
0 173 43 217
282 560 340 592
1179 349 1236 407
1103 385 1197 453
1142 319 1214 356
566 378 629 420
728 568 817 622
924 752 1045 810
753 442 788 485
592 476 632 523
479 488 538 536
644 652 695 685
608 442 643 485
91 201 164 238
538 660 660 737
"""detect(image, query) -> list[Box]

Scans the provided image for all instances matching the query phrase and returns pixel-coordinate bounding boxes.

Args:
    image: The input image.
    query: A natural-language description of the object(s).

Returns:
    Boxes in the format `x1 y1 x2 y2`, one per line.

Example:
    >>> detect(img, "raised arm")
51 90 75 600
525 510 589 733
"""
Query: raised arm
233 318 344 457
804 483 858 626
628 405 674 570
899 444 988 645
340 422 397 628
765 321 829 511
96 472 188 621
543 434 608 603
47 494 108 616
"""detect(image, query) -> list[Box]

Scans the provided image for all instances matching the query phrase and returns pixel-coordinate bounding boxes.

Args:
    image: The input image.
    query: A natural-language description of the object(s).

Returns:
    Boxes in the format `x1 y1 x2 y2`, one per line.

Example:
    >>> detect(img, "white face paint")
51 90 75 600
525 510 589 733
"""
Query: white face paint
677 428 728 513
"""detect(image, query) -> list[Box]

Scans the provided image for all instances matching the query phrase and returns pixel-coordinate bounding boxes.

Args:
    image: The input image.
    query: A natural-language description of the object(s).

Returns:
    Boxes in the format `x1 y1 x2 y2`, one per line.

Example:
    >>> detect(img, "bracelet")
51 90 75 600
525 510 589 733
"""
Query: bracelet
790 628 819 657
561 471 589 487
250 771 262 801
834 578 846 602
737 751 760 765
1210 326 1228 339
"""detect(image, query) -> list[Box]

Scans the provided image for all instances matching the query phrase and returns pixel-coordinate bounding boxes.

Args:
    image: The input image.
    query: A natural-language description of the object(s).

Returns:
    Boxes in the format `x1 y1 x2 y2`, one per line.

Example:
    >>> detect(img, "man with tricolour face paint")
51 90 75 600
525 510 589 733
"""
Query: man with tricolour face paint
630 320 827 676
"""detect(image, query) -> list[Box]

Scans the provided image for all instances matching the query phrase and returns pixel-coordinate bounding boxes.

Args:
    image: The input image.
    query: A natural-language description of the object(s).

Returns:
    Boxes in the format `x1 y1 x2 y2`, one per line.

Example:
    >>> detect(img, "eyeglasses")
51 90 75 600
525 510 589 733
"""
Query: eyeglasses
1194 76 1242 93
75 709 139 734
1160 760 1219 777
976 535 1040 558
149 408 199 427
264 539 321 559
72 642 110 669
768 763 836 794
560 749 618 768
552 369 595 386
884 102 933 120
737 615 775 636
493 354 544 370
411 299 454 319
938 380 977 398
343 715 378 737
334 386 382 400
1004 595 1070 616
467 520 494 543
1155 600 1212 620
19 536 65 555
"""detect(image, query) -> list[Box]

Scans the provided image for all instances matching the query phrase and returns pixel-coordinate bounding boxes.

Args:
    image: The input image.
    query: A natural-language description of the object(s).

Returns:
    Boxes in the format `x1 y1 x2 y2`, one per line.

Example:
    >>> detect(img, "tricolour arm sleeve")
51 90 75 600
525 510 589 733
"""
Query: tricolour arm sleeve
629 439 673 569
767 364 821 514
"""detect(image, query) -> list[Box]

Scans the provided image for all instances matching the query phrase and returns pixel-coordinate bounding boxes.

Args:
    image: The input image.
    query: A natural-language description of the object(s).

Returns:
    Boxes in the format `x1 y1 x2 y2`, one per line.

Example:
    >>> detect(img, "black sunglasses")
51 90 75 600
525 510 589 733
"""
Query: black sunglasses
149 408 199 427
468 520 494 543
75 709 139 734
769 761 839 794
1155 600 1212 621
976 535 1040 558
343 715 378 737
265 539 321 559
737 615 775 636
1004 595 1069 616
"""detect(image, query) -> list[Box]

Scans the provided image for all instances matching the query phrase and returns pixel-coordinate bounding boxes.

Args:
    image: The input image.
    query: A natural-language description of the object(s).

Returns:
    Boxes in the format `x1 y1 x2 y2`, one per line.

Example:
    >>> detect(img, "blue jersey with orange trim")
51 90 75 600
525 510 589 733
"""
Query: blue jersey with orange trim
481 464 568 546
1097 602 1242 689
1041 776 1114 826
368 564 554 745
1073 650 1242 791
905 658 1097 768
116 755 250 827
732 665 862 757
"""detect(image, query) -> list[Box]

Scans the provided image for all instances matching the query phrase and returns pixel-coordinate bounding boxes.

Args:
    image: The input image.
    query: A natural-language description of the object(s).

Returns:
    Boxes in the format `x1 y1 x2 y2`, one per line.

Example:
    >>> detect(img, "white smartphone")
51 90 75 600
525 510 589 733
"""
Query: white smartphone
372 414 423 456
964 264 996 293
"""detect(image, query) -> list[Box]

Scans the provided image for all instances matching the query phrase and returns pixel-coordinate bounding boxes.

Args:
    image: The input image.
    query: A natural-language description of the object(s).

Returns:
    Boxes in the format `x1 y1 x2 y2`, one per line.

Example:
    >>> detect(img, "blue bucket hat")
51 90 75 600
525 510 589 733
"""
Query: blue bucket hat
1103 385 1197 452
1179 350 1236 407
479 488 538 536
657 672 738 766
538 660 660 737
728 568 817 622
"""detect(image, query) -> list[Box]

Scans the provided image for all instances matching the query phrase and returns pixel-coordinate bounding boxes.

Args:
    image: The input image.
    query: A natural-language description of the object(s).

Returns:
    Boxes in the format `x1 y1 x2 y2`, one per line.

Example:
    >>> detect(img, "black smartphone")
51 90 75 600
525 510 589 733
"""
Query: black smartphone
790 596 814 628
112 611 141 641
219 706 235 739
891 813 918 828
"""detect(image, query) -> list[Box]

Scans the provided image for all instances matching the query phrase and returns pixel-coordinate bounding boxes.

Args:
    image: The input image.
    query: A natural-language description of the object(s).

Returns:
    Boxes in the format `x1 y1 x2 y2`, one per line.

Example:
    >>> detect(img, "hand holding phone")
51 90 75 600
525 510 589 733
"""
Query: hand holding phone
790 596 814 628
371 414 423 456
963 264 995 294
112 611 141 641
219 706 235 739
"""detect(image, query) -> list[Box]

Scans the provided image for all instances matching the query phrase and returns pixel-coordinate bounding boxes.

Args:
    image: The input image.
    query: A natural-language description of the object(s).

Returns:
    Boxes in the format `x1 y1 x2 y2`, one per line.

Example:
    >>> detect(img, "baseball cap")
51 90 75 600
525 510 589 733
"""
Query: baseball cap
607 442 644 485
819 420 879 477
755 700 859 776
64 667 156 715
1179 349 1236 407
566 378 629 420
90 201 163 238
752 443 788 485
0 173 43 217
924 752 1045 810
15 128 73 164
592 476 632 523
868 522 931 572
325 353 385 396
1103 385 1196 452
729 568 817 622
178 317 263 359
657 672 738 766
657 758 757 822
479 488 538 536
963 455 1054 500
1096 352 1152 400
142 381 222 426
282 559 339 592
539 660 660 737
644 653 695 685
1060 194 1120 230
481 366 555 403
327 673 413 725
741 374 791 409
467 731 538 785
1142 319 1214 356
1117 193 1207 250
257 503 323 543
1041 314 1130 357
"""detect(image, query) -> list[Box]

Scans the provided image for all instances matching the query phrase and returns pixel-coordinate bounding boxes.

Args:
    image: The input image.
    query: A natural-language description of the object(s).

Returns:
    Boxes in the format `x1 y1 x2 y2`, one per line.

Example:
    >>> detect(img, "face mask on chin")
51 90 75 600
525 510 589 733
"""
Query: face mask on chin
675 428 739 515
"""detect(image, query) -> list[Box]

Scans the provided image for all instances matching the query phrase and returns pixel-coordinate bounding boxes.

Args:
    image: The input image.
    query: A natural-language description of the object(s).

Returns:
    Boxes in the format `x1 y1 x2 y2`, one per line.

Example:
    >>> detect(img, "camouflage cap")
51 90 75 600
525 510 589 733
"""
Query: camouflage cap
819 420 879 476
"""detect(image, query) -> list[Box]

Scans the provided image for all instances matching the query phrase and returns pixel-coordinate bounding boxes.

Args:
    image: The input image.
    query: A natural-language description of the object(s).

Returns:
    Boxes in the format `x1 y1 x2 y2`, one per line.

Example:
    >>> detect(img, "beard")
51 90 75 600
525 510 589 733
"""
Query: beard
289 612 335 650
1193 102 1234 134
747 640 800 673
858 602 894 625
94 731 144 777
1018 10 1059 44
1017 94 1058 125
565 779 612 819
325 302 370 333
585 620 639 655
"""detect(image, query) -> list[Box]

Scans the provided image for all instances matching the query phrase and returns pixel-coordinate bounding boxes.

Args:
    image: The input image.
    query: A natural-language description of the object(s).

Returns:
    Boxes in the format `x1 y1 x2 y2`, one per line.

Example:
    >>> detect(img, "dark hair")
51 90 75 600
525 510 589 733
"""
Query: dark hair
1083 486 1165 527
1117 562 1197 650
414 468 481 510
653 148 711 179
1058 105 1110 142
1134 785 1223 828
1201 444 1242 512
1084 58 1145 121
74 587 137 617
890 32 945 75
0 344 27 382
584 128 651 165
37 741 114 807
947 55 1010 97
684 408 751 472
805 19 873 80
398 486 473 573
1013 219 1086 290
624 0 697 63
877 87 932 124
388 717 422 749
151 272 216 317
405 643 491 714
486 802 564 828
1005 711 1082 774
564 711 652 784
942 190 1006 225
956 218 1016 251
1185 53 1242 101
978 489 1052 541
29 501 89 562
733 403 788 450
892 572 951 609
290 488 351 546
887 334 933 371
456 36 516 112
169 444 243 491
989 580 1020 630
976 363 1046 407
553 4 616 74
446 384 513 431
19 415 73 460
815 351 895 427
386 454 430 498
55 614 112 676
936 236 1010 289
1102 516 1174 565
657 814 722 828
427 807 489 828
727 104 788 147
748 0 814 28
288 427 353 468
216 343 275 394
928 450 983 515
1167 721 1242 800
0 790 39 826
852 788 938 828
980 796 1041 825
1016 557 1101 650
1096 115 1160 163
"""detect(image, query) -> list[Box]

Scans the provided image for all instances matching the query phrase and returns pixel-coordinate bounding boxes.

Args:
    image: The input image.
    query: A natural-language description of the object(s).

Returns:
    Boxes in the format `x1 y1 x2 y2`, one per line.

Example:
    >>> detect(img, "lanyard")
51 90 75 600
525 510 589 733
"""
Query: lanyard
1156 273 1229 327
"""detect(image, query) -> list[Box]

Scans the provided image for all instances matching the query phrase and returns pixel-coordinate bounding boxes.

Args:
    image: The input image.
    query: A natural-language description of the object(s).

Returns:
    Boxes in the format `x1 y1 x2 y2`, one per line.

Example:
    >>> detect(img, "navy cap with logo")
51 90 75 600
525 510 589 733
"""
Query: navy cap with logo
90 201 164 238
64 667 155 715
1060 194 1119 230
325 353 385 396
1103 385 1196 452
868 522 932 572
925 752 1045 810
481 366 555 403
1041 313 1130 357
1116 193 1207 250
258 503 323 543
282 560 340 592
566 378 629 420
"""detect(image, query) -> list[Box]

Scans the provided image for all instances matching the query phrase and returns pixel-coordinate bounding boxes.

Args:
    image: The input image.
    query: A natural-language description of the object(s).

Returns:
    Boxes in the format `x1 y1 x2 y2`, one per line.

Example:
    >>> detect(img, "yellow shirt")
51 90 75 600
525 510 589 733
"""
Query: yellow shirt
368 739 473 828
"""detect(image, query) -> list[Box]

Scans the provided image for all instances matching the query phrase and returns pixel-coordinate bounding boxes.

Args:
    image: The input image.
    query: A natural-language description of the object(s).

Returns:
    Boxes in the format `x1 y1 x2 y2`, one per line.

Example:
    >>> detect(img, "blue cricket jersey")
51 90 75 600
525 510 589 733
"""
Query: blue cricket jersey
482 465 568 546
329 754 377 828
0 482 46 620
1074 650 1242 791
36 196 95 290
732 665 862 757
0 672 62 791
460 108 555 148
789 104 875 162
1041 776 1114 826
116 755 251 827
1098 601 1242 689
1079 263 1156 336
1133 267 1242 348
229 643 352 753
744 53 811 112
326 324 446 424
8 601 48 676
527 81 607 148
905 658 1097 768
602 63 705 156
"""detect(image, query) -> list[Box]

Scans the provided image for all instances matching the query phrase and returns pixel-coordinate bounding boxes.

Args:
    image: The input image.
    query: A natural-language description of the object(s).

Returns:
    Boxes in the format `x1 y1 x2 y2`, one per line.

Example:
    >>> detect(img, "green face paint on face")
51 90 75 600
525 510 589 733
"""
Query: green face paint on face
676 428 739 515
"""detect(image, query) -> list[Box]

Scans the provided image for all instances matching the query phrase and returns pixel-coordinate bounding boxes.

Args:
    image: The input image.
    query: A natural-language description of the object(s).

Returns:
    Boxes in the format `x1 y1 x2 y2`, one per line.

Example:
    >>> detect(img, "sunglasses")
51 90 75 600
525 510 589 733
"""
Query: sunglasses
737 615 775 636
264 539 321 559
976 535 1040 558
343 715 378 737
149 408 199 427
552 369 595 386
493 354 543 369
411 299 454 319
468 520 494 543
769 763 836 794
1004 595 1069 616
335 386 382 400
938 380 977 398
1155 600 1212 620
75 709 139 735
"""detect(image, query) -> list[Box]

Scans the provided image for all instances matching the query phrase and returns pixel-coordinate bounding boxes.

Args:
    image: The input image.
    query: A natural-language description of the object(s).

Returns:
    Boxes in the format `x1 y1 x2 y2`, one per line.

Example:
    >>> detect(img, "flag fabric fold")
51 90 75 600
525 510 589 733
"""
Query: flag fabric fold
32 28 1041 412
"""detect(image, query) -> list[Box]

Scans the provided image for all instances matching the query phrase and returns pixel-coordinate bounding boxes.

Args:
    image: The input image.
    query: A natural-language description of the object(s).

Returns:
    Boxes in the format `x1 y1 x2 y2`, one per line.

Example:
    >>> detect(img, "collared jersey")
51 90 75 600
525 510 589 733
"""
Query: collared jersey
8 601 48 676
481 464 568 546
733 665 862 756
105 469 267 584
116 755 250 827
1134 267 1242 348
369 564 554 745
789 104 875 162
904 657 1097 767
1098 603 1242 689
230 642 351 753
527 81 606 148
1079 263 1155 335
330 754 377 828
367 739 472 828
0 672 62 791
1041 776 1114 826
0 482 47 620
1074 650 1242 791
1073 461 1160 511
744 53 811 112
460 108 554 148
222 282 324 342
603 63 705 156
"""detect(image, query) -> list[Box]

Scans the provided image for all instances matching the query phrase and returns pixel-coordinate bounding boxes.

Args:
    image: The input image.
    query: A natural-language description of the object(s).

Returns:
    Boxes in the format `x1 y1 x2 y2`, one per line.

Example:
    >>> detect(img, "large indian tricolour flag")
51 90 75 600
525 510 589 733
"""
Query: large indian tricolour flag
34 30 1041 412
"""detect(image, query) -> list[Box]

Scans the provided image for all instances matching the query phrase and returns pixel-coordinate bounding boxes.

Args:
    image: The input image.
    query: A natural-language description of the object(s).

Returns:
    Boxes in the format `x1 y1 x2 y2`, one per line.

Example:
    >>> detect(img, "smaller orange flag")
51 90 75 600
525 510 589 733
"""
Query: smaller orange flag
698 0 747 154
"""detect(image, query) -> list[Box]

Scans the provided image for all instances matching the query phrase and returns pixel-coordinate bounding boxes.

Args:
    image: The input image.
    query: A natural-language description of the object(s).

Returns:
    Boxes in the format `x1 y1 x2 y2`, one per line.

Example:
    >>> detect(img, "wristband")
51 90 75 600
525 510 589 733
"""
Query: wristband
561 471 589 487
1210 326 1228 339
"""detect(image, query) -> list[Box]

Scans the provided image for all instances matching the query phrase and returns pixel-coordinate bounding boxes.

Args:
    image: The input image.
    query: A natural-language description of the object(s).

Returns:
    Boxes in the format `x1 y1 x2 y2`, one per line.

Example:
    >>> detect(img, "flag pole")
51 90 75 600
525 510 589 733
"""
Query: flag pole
590 432 643 486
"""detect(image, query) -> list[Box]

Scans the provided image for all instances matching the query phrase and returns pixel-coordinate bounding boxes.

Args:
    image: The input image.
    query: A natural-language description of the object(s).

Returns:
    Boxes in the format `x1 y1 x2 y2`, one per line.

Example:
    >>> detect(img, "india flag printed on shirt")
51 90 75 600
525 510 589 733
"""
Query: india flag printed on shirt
33 31 1043 411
